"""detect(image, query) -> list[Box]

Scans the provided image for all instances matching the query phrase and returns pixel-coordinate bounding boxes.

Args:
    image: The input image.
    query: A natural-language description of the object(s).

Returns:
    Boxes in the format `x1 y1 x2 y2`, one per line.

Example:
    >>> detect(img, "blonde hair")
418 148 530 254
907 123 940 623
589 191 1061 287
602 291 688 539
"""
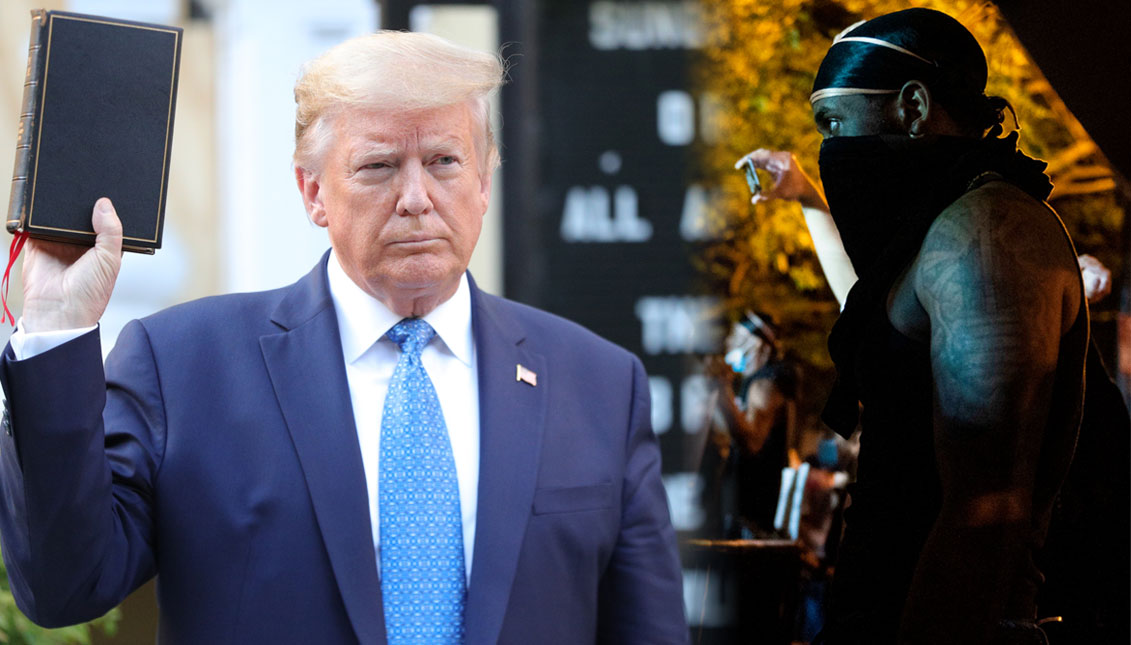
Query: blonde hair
293 30 504 175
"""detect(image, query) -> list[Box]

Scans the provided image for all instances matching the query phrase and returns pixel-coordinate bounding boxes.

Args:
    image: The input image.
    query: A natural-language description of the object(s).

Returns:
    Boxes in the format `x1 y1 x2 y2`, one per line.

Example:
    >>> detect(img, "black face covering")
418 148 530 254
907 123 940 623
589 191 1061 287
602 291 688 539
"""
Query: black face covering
818 130 1055 438
817 134 981 277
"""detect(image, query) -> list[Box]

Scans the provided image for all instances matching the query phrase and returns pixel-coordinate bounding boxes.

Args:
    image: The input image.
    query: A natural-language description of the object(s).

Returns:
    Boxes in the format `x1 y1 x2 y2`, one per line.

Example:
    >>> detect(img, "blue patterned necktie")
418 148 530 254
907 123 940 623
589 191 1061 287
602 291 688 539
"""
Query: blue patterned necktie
380 318 466 644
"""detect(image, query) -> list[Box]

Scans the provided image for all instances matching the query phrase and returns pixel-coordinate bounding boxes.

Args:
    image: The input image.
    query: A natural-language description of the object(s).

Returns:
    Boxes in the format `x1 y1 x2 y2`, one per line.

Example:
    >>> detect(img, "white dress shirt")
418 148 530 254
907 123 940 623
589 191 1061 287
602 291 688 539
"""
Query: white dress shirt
9 253 482 582
9 323 97 359
326 251 480 582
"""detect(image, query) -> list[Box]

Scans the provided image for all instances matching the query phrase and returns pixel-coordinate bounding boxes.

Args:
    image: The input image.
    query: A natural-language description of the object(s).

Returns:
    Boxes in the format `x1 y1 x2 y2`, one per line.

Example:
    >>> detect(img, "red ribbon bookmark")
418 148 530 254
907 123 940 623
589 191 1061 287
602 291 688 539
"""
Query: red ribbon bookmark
2 231 30 326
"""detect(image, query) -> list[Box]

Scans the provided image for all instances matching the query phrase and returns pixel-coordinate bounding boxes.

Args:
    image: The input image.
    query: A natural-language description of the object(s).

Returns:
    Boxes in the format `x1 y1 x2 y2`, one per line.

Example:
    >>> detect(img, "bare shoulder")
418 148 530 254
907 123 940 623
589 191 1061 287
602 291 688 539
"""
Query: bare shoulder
924 182 1073 263
914 181 1081 333
912 181 1083 440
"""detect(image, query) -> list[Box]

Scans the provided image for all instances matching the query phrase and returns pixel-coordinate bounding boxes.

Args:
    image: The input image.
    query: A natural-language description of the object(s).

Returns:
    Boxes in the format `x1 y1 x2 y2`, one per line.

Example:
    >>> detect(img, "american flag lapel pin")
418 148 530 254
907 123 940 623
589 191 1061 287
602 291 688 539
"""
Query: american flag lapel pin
516 364 538 387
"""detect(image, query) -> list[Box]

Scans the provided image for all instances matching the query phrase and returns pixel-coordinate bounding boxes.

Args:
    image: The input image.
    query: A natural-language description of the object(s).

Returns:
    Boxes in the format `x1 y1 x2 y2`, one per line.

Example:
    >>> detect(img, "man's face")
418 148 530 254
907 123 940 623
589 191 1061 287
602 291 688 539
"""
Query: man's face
303 102 490 310
811 93 900 139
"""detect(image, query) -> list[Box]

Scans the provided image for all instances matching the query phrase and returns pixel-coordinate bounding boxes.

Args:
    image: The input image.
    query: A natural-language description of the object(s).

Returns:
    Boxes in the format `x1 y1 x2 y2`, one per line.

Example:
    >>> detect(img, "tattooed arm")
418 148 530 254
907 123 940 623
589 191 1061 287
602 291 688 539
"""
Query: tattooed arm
897 183 1083 644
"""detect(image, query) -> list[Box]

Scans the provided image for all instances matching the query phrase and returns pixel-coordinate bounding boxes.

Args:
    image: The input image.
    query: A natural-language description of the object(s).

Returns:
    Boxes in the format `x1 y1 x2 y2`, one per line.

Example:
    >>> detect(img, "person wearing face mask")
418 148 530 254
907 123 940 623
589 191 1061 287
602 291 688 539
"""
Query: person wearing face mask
739 8 1088 644
699 311 799 539
723 312 776 383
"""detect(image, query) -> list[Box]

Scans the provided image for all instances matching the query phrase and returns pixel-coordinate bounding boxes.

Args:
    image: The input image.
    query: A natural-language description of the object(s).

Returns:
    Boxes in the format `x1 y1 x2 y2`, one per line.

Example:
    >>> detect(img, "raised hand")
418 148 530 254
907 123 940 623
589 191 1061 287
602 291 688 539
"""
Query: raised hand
20 197 123 332
735 149 829 212
736 148 855 303
1077 253 1111 304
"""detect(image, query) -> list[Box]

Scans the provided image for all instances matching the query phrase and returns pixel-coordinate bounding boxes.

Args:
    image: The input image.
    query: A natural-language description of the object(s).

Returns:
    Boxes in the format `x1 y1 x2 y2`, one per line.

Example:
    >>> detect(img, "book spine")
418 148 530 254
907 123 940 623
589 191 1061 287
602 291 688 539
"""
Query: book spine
7 10 48 234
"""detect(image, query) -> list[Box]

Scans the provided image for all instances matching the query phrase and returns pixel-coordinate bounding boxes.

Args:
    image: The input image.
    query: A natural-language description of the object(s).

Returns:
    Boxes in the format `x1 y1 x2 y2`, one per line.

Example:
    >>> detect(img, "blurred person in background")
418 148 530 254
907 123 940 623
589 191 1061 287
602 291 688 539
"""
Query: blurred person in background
1035 253 1129 645
738 8 1087 644
700 311 800 539
795 433 856 644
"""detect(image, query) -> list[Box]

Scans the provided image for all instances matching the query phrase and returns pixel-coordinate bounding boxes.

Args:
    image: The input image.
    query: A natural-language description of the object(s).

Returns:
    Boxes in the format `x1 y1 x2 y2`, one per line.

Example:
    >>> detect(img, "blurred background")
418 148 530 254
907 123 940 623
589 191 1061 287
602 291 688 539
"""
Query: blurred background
1 0 1127 642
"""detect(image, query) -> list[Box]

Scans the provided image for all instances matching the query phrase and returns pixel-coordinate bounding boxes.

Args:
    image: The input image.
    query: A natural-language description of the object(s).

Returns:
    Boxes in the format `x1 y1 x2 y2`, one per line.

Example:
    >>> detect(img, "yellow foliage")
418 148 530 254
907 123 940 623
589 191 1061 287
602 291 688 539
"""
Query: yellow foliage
694 0 1122 368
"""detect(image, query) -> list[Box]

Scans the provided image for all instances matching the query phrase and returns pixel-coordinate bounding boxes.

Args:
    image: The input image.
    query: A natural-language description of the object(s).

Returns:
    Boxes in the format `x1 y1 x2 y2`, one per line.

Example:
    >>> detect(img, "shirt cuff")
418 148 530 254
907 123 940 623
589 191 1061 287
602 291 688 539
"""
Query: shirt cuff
9 320 98 361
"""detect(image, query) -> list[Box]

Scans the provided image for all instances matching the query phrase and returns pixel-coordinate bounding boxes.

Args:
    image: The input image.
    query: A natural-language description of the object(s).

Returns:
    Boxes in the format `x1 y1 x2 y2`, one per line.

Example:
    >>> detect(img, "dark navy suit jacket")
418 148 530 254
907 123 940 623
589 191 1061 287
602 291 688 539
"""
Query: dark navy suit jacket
0 255 687 644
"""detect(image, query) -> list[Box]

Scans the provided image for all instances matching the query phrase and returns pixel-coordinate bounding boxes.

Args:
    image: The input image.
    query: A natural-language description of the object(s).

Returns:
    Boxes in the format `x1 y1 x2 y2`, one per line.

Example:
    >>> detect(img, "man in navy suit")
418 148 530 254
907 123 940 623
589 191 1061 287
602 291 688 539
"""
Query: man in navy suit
0 31 688 644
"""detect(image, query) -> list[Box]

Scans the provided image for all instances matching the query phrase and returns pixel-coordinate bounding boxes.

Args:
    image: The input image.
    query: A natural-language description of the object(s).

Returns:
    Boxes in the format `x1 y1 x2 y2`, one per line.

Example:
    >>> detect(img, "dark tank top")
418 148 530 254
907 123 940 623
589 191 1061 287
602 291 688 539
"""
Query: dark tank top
822 195 1088 643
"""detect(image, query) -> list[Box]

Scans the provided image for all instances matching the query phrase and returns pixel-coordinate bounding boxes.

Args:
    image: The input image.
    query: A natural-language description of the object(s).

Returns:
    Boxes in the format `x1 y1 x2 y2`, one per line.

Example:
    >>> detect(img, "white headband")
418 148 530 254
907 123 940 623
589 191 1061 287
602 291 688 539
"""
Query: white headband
809 35 937 104
833 36 936 66
809 87 898 104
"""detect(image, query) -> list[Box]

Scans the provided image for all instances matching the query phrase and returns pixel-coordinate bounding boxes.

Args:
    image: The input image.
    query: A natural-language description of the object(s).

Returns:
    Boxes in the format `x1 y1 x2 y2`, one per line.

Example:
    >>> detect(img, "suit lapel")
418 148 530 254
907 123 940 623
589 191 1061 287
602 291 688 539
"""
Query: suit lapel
464 282 547 644
259 257 386 645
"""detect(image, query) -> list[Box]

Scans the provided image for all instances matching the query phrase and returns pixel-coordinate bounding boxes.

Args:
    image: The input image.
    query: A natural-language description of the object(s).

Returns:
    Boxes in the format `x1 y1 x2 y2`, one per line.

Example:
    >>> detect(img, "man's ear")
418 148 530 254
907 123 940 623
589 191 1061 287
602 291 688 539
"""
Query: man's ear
295 166 328 227
895 80 933 138
478 170 493 216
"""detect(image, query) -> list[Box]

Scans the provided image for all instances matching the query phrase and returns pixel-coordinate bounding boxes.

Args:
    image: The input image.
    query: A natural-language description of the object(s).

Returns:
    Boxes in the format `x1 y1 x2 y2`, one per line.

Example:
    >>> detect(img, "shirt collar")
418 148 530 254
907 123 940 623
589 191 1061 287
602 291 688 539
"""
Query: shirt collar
326 250 474 367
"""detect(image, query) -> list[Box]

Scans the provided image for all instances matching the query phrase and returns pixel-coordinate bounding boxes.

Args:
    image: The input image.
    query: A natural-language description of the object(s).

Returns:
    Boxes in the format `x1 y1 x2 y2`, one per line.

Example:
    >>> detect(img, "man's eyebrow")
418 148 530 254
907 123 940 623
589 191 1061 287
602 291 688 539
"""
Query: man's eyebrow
352 142 399 158
423 135 469 151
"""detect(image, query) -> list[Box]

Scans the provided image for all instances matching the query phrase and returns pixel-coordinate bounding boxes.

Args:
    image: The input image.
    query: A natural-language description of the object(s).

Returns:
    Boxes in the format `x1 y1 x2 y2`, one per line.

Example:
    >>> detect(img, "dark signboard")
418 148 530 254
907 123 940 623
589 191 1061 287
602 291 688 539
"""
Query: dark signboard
502 0 721 536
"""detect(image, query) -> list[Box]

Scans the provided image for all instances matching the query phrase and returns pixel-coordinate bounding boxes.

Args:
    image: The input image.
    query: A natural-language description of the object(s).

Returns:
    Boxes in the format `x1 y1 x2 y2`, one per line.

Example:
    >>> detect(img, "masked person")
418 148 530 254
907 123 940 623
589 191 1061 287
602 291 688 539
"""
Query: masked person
740 9 1086 644
700 312 799 538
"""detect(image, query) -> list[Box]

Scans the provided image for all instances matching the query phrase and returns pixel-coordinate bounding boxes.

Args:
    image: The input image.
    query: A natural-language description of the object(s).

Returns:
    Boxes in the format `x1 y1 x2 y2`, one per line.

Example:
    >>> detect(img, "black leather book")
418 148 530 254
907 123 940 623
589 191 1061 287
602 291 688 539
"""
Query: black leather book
6 10 182 254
